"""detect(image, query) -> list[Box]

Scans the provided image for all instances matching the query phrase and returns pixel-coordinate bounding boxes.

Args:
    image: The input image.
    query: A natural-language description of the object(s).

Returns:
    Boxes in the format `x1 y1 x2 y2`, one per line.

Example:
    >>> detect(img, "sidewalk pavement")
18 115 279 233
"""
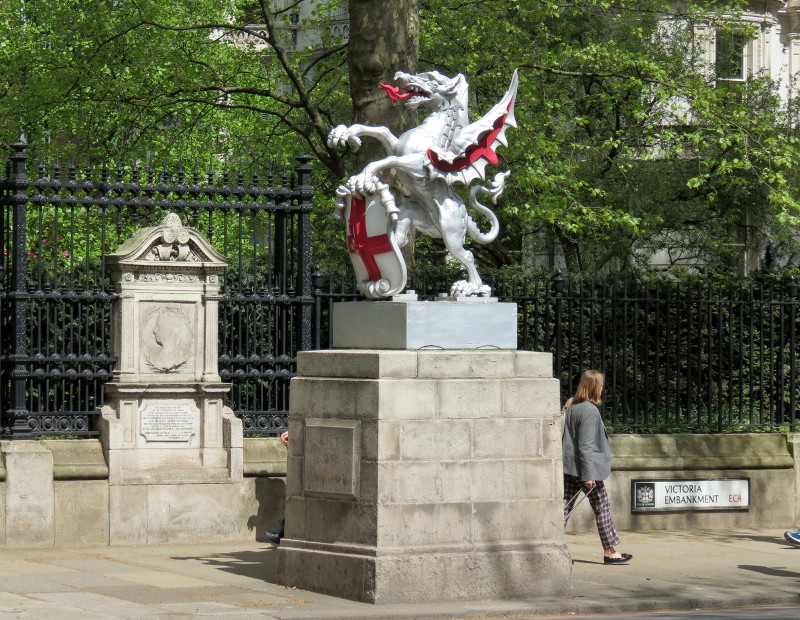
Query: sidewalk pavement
0 529 798 619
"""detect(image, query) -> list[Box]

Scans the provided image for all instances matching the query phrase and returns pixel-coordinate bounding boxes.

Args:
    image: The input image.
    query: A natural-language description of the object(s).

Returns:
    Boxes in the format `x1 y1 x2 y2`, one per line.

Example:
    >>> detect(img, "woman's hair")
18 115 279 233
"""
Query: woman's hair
572 370 604 406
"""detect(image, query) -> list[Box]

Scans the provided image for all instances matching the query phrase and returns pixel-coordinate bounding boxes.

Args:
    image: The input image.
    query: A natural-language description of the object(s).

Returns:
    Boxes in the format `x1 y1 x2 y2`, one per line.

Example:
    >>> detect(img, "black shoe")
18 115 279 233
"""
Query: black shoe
603 552 632 564
265 531 282 544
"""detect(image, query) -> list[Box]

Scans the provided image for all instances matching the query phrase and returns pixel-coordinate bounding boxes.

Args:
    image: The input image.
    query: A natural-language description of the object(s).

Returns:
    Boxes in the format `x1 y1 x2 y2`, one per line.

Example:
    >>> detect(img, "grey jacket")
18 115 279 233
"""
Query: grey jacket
562 400 612 481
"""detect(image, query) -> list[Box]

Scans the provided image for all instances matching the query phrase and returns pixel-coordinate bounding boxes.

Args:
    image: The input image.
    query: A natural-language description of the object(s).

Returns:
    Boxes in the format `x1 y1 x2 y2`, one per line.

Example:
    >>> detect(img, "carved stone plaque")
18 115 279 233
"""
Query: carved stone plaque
140 402 197 442
139 302 196 374
303 419 360 499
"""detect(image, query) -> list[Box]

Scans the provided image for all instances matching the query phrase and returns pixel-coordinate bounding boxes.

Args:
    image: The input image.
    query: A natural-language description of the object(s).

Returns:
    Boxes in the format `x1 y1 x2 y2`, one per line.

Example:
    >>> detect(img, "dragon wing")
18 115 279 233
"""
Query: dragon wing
426 69 519 186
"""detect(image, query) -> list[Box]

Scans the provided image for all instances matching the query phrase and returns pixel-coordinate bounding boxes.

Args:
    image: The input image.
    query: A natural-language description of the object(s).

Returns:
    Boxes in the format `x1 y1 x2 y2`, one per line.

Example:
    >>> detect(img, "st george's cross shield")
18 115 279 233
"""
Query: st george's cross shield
342 185 407 299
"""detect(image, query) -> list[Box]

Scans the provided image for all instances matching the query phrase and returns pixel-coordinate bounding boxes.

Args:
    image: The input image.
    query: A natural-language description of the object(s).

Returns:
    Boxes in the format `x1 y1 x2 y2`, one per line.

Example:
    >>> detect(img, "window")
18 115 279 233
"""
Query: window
715 32 747 81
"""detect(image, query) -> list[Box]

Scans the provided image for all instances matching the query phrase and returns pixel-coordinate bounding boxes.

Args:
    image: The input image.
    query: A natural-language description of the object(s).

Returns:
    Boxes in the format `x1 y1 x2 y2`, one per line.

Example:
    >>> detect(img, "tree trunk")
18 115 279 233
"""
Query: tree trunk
347 0 420 270
347 0 419 168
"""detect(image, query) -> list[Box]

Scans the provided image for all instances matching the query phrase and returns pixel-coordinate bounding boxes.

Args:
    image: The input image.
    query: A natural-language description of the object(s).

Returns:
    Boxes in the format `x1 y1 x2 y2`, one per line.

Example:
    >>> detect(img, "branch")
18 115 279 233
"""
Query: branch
162 84 301 107
77 0 347 176
518 62 672 88
251 0 344 176
301 42 348 78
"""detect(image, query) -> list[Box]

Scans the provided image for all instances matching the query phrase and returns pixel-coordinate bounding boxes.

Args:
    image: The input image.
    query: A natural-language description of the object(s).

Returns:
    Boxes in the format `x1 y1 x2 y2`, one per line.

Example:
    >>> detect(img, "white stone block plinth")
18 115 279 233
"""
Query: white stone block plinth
276 349 572 603
331 300 517 349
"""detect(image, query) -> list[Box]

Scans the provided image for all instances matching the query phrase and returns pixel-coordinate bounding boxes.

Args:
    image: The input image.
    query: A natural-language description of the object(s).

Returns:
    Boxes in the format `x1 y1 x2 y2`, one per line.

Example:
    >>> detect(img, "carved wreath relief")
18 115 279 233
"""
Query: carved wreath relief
136 215 205 263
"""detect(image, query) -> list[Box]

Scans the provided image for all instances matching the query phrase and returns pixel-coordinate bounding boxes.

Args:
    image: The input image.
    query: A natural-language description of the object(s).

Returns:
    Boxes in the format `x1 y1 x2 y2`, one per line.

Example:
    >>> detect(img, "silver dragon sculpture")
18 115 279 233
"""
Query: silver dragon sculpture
328 69 518 298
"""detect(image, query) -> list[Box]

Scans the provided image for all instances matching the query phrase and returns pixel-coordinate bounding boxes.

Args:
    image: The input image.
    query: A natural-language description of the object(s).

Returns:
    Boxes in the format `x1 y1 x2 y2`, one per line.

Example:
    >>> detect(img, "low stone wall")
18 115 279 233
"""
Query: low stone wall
566 433 800 534
0 434 797 546
0 437 286 546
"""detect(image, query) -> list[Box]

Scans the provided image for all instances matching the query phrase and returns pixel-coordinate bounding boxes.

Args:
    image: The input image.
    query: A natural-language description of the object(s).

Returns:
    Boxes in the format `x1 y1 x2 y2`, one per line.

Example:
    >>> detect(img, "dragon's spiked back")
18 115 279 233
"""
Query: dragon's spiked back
426 69 519 186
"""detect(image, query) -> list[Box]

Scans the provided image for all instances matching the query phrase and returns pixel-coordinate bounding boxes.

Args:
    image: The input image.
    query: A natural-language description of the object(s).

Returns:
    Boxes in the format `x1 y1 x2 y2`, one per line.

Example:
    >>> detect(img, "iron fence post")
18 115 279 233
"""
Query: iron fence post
789 276 798 432
7 138 31 439
295 155 313 353
311 267 324 350
0 161 5 429
552 270 565 382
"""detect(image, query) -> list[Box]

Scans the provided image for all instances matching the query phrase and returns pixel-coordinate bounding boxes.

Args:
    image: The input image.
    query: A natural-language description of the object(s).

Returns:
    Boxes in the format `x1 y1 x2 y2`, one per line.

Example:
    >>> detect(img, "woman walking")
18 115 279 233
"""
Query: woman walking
562 370 632 564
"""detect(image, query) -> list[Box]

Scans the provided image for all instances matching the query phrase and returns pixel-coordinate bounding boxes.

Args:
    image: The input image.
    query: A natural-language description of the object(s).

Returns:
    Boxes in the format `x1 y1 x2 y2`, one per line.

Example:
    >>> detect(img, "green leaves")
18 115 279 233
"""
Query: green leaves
418 0 800 272
0 0 348 168
2 0 798 274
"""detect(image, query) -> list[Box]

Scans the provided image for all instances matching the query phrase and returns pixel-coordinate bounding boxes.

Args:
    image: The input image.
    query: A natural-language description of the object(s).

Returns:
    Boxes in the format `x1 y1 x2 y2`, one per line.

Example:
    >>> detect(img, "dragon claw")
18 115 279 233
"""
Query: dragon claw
347 172 380 196
328 125 361 151
449 280 492 297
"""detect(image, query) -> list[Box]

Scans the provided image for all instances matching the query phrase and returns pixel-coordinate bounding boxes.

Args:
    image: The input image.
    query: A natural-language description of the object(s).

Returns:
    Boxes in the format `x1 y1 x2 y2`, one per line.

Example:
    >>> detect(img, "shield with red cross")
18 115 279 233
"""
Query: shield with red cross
344 191 407 299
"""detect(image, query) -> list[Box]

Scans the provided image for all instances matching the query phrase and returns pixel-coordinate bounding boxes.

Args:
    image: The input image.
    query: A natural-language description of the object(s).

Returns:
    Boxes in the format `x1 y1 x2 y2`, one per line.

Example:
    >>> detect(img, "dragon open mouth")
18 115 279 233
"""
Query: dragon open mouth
380 83 430 102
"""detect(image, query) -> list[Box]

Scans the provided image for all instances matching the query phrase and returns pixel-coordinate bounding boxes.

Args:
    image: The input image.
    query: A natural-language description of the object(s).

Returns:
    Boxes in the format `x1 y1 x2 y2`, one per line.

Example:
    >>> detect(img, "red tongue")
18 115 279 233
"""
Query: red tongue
380 84 413 101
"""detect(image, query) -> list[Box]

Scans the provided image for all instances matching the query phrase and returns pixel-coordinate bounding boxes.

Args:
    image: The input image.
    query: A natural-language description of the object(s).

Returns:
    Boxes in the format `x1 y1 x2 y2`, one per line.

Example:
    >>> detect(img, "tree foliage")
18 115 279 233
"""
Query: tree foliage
418 0 800 272
0 0 351 172
2 0 799 274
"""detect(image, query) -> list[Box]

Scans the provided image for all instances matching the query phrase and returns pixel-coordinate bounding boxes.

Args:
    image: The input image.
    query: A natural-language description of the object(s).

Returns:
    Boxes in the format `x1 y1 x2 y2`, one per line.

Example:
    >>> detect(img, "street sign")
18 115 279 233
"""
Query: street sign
631 478 750 513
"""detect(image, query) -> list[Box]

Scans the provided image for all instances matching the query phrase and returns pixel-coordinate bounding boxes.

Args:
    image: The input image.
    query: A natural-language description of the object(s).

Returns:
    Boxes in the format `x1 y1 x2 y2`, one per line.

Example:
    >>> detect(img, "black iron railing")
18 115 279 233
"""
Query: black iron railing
0 139 313 438
316 272 799 432
3 136 797 436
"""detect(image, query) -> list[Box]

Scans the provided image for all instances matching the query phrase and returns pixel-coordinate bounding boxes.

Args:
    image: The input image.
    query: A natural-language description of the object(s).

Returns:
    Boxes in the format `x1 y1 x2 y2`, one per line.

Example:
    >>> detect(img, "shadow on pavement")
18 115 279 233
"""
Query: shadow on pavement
659 530 791 547
730 534 792 545
738 564 800 580
171 548 279 582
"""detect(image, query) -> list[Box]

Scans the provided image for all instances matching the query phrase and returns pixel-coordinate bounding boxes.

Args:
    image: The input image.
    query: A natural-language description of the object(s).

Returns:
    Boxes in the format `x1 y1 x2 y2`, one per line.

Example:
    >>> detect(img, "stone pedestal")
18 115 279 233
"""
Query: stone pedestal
332 298 517 349
98 213 246 544
276 349 572 603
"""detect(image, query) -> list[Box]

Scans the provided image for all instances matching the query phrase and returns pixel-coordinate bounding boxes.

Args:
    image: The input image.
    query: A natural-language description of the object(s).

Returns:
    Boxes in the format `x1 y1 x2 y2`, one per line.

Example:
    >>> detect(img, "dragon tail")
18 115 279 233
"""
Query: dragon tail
466 171 509 244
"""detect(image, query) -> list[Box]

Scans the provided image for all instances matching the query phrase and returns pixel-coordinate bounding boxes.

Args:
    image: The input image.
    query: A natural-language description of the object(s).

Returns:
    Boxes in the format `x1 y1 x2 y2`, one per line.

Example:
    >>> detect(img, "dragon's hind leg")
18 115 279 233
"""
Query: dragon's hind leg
438 197 491 297
395 199 437 247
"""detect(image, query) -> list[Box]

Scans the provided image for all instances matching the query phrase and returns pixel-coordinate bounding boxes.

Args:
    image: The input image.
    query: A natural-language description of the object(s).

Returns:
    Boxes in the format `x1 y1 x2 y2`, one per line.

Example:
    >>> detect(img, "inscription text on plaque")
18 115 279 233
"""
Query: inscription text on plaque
140 402 197 442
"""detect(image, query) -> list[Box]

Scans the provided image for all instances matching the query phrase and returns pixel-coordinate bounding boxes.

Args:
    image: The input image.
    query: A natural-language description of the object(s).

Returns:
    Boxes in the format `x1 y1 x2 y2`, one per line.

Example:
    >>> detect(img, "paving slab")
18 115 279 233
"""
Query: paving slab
0 529 797 618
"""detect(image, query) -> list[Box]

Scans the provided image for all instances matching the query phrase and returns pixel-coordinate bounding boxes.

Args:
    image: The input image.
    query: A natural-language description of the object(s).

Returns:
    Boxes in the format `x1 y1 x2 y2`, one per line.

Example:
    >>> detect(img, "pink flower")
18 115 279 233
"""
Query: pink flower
56 235 63 241
42 238 48 244
3 250 7 256
62 251 69 258
27 251 36 258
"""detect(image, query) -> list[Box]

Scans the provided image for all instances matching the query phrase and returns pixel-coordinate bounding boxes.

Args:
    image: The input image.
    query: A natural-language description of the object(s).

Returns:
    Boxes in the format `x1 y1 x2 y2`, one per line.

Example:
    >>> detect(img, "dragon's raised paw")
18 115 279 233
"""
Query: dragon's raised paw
346 172 381 196
327 125 362 151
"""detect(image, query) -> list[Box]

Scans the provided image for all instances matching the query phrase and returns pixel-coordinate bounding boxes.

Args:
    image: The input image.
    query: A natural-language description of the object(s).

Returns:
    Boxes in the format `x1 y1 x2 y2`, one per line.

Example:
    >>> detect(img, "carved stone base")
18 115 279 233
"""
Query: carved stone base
99 383 242 485
279 543 572 604
331 300 517 349
99 382 246 543
276 349 572 603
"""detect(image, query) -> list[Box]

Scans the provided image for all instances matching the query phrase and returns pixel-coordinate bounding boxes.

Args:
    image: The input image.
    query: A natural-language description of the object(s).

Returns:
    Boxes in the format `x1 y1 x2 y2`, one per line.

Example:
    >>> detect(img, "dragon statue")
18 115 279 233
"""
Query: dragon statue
328 69 518 298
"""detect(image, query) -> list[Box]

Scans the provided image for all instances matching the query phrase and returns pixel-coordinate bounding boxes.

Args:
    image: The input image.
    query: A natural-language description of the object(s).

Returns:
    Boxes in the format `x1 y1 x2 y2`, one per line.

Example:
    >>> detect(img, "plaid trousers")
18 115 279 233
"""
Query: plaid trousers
563 474 621 549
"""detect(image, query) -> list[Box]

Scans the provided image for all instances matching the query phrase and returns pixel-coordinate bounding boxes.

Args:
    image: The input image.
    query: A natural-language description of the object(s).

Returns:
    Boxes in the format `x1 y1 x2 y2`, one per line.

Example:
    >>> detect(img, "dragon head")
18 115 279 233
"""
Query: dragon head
381 70 467 111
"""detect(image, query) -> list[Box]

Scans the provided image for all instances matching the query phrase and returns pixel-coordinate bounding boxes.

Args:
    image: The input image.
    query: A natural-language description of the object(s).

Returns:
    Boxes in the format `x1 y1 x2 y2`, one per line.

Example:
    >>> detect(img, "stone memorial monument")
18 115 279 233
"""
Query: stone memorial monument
99 213 247 543
276 70 572 602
